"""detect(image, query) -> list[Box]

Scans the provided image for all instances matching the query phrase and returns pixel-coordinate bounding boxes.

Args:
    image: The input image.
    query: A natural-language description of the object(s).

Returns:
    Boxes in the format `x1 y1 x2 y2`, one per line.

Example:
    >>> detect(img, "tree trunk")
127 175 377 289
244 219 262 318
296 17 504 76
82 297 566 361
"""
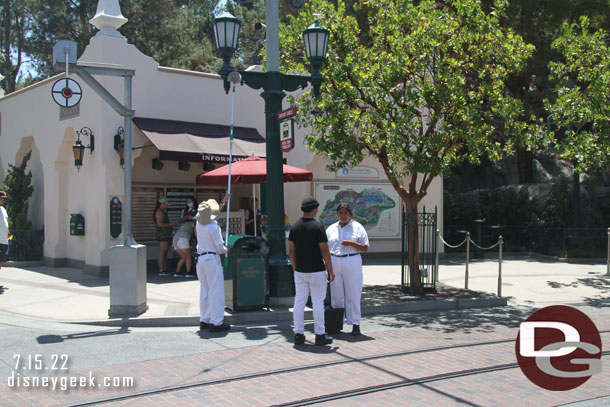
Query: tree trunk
405 198 422 294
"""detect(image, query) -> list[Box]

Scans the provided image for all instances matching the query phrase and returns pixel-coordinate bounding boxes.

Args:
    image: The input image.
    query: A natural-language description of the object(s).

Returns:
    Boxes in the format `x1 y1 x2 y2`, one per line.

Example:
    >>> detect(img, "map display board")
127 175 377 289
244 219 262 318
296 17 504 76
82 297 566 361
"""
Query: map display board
315 183 401 238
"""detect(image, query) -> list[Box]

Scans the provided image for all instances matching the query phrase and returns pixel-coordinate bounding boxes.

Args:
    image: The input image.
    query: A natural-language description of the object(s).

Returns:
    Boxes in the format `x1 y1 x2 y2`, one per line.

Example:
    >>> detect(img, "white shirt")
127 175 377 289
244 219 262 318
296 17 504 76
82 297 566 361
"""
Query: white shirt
196 221 227 255
326 219 369 256
0 206 8 244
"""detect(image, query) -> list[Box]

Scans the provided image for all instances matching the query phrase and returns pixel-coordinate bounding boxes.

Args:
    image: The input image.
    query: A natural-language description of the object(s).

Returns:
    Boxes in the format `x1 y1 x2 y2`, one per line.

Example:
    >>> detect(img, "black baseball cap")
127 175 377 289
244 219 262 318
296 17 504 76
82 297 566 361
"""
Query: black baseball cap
301 197 319 212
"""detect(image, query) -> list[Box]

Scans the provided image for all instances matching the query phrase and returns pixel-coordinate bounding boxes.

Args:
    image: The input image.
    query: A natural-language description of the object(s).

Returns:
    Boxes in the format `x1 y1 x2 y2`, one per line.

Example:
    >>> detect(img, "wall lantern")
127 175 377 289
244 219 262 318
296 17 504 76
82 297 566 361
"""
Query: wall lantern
113 126 125 167
178 161 191 171
73 127 95 170
152 157 164 170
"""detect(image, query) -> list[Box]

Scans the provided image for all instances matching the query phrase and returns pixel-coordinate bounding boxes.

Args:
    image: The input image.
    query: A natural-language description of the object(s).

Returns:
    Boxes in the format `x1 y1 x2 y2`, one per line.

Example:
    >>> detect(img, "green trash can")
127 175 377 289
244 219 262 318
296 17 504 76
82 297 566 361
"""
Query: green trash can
224 235 269 312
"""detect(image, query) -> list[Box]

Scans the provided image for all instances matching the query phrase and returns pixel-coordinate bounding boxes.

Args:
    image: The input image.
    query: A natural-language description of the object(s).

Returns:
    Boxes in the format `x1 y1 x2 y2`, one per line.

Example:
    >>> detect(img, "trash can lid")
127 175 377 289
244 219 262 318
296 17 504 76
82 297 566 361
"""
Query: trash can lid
227 234 249 248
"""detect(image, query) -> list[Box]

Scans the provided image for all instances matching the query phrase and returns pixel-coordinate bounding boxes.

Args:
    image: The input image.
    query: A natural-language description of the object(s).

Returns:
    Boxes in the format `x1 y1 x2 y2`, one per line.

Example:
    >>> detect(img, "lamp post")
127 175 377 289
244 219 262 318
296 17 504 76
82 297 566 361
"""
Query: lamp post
213 5 328 300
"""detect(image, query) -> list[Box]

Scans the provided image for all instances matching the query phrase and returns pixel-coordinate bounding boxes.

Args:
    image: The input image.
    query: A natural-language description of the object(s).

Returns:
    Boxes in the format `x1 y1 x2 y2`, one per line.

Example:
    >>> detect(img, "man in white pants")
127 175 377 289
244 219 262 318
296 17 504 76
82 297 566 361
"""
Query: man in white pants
288 197 335 346
195 195 230 332
326 203 369 335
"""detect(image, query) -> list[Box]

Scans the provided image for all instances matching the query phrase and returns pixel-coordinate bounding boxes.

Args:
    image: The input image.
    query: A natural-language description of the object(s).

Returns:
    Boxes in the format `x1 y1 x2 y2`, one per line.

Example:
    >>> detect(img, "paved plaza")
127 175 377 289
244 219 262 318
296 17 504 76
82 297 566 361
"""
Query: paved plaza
0 253 609 406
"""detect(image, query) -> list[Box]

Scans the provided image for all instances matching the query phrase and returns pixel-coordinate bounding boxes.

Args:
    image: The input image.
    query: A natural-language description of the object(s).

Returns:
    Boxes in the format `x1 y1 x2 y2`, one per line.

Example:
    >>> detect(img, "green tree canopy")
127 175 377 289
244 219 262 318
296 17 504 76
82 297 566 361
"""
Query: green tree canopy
282 0 540 207
2 151 33 230
546 16 610 173
1 0 227 94
280 0 542 292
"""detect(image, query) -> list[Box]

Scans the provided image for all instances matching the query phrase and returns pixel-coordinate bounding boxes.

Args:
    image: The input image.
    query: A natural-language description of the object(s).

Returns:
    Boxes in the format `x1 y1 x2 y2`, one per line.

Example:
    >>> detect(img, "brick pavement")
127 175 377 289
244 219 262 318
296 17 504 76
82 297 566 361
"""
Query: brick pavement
2 313 609 407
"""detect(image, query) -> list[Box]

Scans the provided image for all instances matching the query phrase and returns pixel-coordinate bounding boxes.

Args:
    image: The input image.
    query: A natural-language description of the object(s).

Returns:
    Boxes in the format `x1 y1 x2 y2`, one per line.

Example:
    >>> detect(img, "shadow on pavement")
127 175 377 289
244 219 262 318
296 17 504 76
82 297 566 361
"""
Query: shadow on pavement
330 332 375 343
547 274 610 308
368 305 536 335
361 284 497 308
18 266 109 288
293 344 339 354
36 327 130 344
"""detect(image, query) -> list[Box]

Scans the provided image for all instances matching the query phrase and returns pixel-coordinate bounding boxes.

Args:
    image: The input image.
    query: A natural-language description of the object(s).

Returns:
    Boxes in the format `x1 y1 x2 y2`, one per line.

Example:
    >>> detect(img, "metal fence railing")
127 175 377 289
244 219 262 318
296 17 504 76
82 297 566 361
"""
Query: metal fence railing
444 224 608 259
401 206 437 292
7 229 44 261
437 230 504 296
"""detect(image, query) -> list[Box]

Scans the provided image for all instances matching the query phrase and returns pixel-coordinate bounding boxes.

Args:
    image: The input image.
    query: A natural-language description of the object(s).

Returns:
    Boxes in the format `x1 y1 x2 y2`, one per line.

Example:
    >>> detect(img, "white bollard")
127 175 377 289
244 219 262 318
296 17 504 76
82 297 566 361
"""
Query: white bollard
465 232 470 290
498 235 503 297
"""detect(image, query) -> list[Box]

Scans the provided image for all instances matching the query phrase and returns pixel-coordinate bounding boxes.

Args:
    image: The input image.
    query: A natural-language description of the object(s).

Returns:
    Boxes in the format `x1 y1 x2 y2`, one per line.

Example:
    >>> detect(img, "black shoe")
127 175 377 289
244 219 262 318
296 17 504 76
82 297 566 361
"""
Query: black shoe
294 333 306 345
351 325 361 336
315 334 333 346
210 323 230 332
200 322 211 330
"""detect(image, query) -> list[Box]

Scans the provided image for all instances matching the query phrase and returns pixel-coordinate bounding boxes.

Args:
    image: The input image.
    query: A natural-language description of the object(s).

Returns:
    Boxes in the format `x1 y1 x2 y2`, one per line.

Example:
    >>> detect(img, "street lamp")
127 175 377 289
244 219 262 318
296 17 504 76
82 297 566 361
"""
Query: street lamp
303 21 329 96
213 12 242 93
213 11 329 300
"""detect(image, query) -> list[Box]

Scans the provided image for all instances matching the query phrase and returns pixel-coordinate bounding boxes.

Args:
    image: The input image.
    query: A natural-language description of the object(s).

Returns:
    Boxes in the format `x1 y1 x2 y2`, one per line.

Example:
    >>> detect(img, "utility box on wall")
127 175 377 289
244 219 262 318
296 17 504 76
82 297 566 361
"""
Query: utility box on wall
70 214 85 236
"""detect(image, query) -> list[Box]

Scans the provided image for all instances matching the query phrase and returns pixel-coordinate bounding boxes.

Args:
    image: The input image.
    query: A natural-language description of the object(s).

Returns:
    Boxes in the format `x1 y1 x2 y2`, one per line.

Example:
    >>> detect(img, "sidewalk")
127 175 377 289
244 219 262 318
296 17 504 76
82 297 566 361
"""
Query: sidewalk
0 253 607 326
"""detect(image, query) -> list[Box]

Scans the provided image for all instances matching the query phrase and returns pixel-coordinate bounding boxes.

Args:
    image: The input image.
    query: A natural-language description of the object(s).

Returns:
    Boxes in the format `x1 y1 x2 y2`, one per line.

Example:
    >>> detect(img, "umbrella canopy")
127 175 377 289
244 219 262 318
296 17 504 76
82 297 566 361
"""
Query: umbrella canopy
196 156 313 185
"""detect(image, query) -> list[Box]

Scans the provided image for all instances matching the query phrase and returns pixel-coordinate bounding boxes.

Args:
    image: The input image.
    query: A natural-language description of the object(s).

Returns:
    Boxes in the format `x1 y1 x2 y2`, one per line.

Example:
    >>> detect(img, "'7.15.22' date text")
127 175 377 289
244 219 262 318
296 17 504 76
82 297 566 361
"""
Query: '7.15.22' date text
14 354 69 372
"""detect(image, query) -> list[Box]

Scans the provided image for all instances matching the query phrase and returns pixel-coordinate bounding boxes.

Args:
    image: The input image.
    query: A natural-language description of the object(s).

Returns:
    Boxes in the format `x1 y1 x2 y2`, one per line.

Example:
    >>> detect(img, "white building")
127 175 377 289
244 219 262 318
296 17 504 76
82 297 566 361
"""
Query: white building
0 0 443 277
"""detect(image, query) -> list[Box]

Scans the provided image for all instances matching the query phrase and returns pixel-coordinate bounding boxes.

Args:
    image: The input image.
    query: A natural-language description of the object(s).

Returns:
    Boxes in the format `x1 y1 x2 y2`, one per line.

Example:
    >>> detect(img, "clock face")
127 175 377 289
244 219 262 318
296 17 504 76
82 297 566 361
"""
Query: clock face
289 0 305 11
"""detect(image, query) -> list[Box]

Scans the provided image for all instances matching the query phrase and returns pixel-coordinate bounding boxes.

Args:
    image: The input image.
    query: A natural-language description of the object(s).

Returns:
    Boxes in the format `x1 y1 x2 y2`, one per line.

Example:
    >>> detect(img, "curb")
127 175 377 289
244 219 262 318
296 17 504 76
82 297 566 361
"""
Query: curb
67 296 507 328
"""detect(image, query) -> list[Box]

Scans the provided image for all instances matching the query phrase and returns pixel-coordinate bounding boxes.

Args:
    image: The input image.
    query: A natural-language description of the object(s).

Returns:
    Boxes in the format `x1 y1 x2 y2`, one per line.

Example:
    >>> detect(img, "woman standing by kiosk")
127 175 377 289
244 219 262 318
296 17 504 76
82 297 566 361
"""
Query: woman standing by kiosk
326 203 369 336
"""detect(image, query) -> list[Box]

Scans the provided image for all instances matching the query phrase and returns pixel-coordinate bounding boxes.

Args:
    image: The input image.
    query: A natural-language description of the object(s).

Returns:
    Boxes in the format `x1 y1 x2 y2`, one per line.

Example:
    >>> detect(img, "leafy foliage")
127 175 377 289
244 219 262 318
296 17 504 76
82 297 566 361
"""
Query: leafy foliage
0 0 36 93
1 0 230 93
281 0 541 207
546 16 610 173
2 151 34 230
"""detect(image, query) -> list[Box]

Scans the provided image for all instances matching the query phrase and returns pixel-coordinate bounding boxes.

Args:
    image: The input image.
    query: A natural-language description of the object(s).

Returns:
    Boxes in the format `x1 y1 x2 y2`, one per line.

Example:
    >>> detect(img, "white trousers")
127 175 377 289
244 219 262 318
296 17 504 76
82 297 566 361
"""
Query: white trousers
293 271 327 335
196 253 225 326
330 255 363 325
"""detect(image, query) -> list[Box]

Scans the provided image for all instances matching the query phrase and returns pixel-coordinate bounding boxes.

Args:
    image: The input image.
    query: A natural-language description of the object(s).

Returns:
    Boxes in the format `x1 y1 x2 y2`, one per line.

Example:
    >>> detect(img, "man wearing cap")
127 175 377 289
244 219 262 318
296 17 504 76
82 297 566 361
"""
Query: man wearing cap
288 197 335 346
0 191 8 277
195 194 231 332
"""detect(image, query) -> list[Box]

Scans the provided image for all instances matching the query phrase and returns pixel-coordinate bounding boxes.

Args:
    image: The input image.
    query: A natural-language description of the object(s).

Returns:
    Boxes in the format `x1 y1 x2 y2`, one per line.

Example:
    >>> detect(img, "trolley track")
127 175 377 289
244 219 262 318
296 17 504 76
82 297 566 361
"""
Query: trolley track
65 330 610 407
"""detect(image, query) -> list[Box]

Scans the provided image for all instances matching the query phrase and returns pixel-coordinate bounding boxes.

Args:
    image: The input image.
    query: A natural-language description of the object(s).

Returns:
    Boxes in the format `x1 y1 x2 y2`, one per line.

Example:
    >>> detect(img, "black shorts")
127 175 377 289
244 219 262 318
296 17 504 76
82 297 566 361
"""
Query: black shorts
0 244 7 262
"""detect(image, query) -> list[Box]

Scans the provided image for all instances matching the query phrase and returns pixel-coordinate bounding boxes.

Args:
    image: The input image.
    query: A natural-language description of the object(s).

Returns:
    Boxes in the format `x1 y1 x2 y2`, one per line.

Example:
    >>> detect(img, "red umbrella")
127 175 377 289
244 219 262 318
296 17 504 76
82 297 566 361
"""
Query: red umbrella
196 156 312 185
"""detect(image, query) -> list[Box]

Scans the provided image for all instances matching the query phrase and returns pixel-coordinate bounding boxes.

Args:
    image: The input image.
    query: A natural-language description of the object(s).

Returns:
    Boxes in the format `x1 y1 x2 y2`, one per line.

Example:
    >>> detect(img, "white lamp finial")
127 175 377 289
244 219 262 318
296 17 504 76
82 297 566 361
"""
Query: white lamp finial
90 0 128 32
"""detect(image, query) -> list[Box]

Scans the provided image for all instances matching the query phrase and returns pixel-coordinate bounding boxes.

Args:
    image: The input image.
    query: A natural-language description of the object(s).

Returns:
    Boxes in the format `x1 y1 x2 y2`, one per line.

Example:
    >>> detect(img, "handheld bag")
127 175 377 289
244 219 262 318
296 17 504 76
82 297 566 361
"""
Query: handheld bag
325 306 344 334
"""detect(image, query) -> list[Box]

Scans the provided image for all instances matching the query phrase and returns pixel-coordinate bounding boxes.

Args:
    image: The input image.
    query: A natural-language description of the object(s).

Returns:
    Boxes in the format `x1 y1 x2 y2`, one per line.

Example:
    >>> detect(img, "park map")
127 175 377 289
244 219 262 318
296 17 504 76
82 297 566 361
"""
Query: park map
319 188 396 230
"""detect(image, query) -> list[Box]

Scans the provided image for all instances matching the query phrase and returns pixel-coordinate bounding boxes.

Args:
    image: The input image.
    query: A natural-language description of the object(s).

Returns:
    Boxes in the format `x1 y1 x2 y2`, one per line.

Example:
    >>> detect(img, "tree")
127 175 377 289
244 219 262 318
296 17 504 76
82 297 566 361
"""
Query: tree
2 151 34 230
545 16 610 173
120 0 220 73
3 0 224 92
23 0 97 79
500 1 610 182
0 0 35 93
281 0 541 293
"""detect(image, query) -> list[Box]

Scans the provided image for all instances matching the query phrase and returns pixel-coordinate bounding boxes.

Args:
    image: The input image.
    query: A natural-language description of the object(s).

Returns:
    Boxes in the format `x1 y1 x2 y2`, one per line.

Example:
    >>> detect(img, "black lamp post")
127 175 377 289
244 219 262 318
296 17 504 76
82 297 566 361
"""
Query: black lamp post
213 11 328 299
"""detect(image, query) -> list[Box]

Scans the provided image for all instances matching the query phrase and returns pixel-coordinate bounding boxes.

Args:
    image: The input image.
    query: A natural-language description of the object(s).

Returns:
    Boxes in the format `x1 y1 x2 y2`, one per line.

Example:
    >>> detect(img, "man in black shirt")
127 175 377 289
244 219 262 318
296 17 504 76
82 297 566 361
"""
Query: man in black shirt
288 197 335 346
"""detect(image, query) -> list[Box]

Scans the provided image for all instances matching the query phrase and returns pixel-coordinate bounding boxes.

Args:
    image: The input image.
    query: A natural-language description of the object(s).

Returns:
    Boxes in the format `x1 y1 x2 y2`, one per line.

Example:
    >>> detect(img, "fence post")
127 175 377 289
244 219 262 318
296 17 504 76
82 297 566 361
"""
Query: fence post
435 229 440 282
498 235 503 297
607 227 609 276
465 232 470 290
